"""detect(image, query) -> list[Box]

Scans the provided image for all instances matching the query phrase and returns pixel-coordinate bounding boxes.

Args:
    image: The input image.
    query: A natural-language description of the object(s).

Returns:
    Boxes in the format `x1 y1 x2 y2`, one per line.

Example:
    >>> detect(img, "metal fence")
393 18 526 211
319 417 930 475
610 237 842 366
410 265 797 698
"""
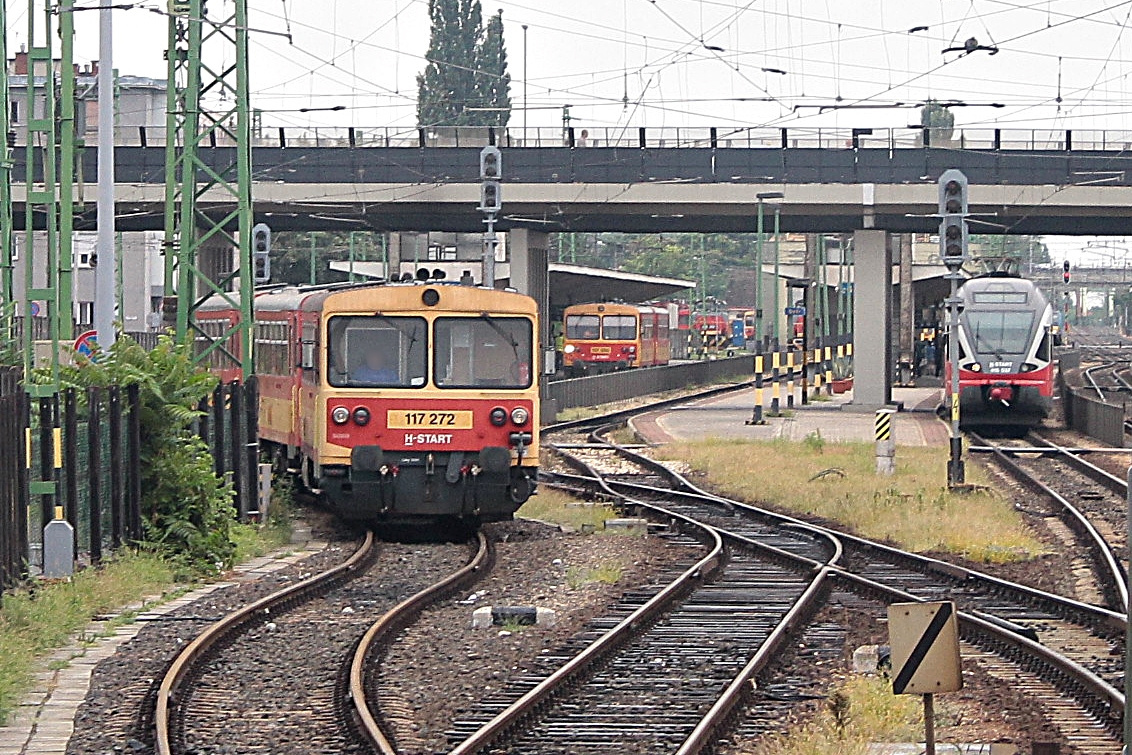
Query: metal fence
0 376 260 594
1059 370 1125 448
546 355 756 411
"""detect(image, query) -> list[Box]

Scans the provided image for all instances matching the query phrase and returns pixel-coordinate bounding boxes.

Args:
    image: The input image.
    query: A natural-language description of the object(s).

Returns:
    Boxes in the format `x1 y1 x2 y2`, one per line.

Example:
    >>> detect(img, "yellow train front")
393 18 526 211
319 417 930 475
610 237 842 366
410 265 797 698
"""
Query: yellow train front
287 282 539 526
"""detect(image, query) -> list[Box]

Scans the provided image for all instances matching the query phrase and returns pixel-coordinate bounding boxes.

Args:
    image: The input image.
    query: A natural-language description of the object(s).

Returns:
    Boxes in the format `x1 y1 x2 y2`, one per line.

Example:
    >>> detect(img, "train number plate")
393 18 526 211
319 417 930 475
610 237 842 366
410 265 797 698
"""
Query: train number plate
386 410 473 429
590 347 611 354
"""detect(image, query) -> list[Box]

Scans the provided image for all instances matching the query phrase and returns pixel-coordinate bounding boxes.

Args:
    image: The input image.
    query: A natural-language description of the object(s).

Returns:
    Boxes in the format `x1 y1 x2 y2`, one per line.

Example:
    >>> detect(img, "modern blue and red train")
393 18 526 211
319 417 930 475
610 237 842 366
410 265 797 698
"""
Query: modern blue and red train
943 274 1054 430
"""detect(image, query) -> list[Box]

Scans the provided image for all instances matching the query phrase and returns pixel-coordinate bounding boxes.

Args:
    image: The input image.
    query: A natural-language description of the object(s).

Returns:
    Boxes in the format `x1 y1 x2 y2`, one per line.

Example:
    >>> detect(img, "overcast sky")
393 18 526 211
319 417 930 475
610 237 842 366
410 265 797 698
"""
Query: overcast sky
22 1 1132 260
27 0 1132 138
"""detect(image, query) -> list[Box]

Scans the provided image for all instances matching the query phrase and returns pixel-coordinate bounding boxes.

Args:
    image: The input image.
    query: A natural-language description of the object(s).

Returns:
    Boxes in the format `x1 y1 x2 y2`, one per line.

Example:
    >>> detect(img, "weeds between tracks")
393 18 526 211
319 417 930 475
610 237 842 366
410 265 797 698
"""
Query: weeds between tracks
653 438 1046 564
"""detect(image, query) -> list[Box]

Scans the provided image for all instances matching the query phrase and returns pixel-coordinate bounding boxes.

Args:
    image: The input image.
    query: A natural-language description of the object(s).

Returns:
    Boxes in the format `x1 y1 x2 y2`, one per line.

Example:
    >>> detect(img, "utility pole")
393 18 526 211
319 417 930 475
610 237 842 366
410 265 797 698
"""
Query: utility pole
163 0 254 377
95 3 116 350
939 169 969 487
479 145 502 286
0 0 12 319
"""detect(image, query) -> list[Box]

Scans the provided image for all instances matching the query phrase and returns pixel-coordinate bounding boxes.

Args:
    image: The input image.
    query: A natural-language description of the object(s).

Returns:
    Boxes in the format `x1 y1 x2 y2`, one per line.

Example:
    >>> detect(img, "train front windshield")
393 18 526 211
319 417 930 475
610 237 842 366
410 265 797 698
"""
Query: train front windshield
566 315 600 340
434 317 533 388
328 315 428 387
964 311 1034 356
602 315 637 340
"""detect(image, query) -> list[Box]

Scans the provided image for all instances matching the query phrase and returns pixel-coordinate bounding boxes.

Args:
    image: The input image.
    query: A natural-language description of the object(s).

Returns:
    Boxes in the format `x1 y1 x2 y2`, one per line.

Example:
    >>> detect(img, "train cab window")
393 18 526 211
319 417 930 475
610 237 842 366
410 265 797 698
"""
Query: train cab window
434 316 533 389
327 315 427 388
566 314 600 340
602 315 637 340
964 311 1034 355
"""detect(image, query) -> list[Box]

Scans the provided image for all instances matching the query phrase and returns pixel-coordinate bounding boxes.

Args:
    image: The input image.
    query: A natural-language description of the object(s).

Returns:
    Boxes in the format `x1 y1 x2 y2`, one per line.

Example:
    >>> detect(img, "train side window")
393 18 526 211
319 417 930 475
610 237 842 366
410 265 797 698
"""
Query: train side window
301 322 317 372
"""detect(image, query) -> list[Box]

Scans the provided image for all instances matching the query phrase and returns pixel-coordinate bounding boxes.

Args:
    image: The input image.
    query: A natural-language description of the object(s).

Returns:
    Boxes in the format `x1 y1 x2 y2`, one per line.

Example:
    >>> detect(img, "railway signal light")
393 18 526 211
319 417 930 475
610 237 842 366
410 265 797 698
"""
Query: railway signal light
479 180 502 212
937 169 969 269
252 223 271 283
1063 259 1071 284
480 145 502 180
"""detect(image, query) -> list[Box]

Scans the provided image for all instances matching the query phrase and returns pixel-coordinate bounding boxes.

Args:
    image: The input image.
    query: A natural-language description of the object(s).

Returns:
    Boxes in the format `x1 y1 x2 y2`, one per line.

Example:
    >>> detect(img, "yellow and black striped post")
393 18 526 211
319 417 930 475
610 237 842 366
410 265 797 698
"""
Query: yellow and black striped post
815 346 824 396
770 351 781 416
824 346 834 395
875 408 896 475
786 351 796 409
747 355 766 425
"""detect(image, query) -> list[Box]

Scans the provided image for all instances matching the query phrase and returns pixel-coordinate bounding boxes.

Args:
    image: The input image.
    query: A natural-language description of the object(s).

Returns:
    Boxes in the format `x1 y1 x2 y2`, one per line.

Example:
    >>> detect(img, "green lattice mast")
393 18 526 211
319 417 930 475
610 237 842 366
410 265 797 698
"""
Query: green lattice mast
22 0 77 387
163 0 254 377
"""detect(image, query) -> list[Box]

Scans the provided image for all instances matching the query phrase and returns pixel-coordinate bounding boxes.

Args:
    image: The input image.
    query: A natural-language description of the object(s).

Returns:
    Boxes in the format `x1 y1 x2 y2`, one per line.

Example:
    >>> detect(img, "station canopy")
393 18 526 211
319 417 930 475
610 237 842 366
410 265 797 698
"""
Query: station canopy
549 264 695 308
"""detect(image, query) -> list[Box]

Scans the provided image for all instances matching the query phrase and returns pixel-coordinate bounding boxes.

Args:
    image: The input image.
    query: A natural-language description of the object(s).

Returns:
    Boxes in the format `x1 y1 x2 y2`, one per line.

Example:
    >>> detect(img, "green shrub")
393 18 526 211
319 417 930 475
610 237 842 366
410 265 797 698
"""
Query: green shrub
37 335 236 576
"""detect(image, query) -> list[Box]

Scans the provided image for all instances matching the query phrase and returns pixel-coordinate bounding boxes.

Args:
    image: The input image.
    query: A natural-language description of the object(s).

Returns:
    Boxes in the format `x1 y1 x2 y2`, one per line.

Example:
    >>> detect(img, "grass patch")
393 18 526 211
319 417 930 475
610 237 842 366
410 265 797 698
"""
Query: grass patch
0 553 175 724
0 480 298 725
566 562 624 588
757 675 922 755
655 438 1046 563
517 488 622 532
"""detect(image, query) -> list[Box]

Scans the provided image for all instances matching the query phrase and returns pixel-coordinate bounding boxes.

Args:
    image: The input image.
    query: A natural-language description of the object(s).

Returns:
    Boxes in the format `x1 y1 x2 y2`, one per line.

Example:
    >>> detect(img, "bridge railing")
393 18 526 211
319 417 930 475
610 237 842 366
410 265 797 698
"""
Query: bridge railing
18 125 1132 152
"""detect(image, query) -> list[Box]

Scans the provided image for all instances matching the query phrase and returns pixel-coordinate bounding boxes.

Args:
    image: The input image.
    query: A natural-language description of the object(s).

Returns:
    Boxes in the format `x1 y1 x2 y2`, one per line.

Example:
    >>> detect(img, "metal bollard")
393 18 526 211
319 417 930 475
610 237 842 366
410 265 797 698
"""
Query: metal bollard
747 355 766 425
786 351 796 409
875 408 896 475
770 351 781 416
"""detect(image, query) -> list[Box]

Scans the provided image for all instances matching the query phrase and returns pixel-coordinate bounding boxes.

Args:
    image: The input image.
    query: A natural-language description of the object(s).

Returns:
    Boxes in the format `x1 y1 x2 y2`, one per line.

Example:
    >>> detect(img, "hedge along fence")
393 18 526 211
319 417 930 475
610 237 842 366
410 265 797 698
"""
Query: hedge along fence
0 377 260 594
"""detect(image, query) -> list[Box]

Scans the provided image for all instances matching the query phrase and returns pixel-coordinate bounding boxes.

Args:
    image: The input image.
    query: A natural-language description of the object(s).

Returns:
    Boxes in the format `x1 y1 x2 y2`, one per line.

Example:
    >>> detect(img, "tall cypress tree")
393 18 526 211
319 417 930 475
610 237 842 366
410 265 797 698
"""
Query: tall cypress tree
475 10 511 128
417 0 511 128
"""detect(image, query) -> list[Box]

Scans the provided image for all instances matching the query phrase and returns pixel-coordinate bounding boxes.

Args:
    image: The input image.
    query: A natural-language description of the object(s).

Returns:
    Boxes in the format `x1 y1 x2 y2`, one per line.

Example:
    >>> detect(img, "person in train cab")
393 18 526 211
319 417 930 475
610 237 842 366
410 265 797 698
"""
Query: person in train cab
353 348 399 385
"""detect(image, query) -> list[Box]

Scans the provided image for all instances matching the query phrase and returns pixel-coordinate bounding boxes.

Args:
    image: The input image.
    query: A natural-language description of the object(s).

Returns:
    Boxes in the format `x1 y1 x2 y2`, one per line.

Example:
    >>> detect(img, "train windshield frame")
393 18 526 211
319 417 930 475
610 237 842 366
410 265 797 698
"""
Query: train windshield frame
964 310 1035 356
327 315 428 388
433 316 534 389
602 315 637 340
565 314 600 340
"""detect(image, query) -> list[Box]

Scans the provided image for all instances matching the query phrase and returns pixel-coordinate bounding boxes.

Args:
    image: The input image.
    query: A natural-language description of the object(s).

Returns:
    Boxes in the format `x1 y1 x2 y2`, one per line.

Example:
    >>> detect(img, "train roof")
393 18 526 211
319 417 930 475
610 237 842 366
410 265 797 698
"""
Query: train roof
958 275 1048 307
197 280 537 316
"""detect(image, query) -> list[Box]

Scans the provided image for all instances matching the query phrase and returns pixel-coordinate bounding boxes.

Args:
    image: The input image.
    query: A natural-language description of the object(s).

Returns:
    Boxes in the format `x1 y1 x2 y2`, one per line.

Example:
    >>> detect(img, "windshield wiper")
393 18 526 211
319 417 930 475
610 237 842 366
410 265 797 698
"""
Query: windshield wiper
480 312 521 362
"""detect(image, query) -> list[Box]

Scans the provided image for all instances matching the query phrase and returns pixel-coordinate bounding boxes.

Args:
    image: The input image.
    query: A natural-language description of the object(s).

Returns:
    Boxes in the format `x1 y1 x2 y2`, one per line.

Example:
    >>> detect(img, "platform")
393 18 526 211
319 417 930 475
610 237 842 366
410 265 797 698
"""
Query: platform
634 386 949 447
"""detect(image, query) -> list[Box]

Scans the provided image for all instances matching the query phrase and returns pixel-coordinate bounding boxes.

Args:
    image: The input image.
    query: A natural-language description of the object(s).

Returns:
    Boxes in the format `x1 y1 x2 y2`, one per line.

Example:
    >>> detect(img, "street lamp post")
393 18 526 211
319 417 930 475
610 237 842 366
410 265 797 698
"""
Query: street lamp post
755 192 784 351
772 205 782 349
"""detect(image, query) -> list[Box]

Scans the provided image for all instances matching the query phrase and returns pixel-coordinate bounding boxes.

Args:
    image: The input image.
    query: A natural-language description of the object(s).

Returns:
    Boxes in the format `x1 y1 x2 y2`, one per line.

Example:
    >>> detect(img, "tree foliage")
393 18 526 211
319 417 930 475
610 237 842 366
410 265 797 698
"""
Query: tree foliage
417 1 512 127
41 336 235 576
920 100 955 142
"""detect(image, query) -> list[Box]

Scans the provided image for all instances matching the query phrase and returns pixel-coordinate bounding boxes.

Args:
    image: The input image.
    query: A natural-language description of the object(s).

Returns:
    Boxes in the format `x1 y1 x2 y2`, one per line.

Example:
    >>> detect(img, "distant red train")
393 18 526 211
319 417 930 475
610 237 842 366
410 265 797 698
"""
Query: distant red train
562 302 671 375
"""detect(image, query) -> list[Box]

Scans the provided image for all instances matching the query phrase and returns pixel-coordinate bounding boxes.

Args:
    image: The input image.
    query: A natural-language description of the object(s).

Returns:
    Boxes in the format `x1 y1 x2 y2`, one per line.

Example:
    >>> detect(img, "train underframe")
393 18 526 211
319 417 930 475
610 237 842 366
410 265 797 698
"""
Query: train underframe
302 445 537 525
955 383 1051 430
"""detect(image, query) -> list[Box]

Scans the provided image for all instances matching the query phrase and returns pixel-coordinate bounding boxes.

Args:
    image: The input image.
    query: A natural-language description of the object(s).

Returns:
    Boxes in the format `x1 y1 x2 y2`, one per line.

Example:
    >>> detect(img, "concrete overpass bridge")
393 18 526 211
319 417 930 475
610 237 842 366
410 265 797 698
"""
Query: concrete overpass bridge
17 125 1132 235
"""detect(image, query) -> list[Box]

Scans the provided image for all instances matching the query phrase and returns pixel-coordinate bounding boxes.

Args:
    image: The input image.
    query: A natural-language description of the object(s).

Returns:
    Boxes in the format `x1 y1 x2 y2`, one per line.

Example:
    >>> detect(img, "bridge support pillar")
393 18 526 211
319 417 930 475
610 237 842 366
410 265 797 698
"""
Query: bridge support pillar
508 228 553 376
846 230 893 411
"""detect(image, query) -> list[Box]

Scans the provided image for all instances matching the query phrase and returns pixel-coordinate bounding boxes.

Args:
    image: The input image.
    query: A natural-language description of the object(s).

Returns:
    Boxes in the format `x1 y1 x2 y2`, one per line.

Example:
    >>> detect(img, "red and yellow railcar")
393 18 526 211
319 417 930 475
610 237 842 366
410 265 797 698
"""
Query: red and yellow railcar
561 302 670 375
197 280 539 525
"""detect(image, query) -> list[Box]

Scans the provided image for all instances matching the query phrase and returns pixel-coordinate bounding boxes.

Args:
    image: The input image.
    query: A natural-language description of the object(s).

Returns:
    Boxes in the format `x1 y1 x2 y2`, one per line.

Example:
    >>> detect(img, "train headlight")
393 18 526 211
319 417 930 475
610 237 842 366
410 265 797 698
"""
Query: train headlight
510 407 530 426
968 363 982 372
331 406 350 425
563 344 576 354
1020 363 1036 372
490 407 508 426
353 407 371 426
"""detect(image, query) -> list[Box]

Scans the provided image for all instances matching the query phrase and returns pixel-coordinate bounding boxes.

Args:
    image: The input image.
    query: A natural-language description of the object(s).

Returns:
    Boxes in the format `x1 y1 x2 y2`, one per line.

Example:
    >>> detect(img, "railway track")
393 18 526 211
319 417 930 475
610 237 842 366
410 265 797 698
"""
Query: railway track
504 415 1127 754
153 532 491 755
970 430 1128 613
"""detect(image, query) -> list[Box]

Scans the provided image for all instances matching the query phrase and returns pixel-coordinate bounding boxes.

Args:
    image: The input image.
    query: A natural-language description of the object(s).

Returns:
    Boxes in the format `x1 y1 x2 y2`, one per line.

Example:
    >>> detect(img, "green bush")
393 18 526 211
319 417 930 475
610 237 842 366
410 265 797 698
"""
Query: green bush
38 335 236 576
